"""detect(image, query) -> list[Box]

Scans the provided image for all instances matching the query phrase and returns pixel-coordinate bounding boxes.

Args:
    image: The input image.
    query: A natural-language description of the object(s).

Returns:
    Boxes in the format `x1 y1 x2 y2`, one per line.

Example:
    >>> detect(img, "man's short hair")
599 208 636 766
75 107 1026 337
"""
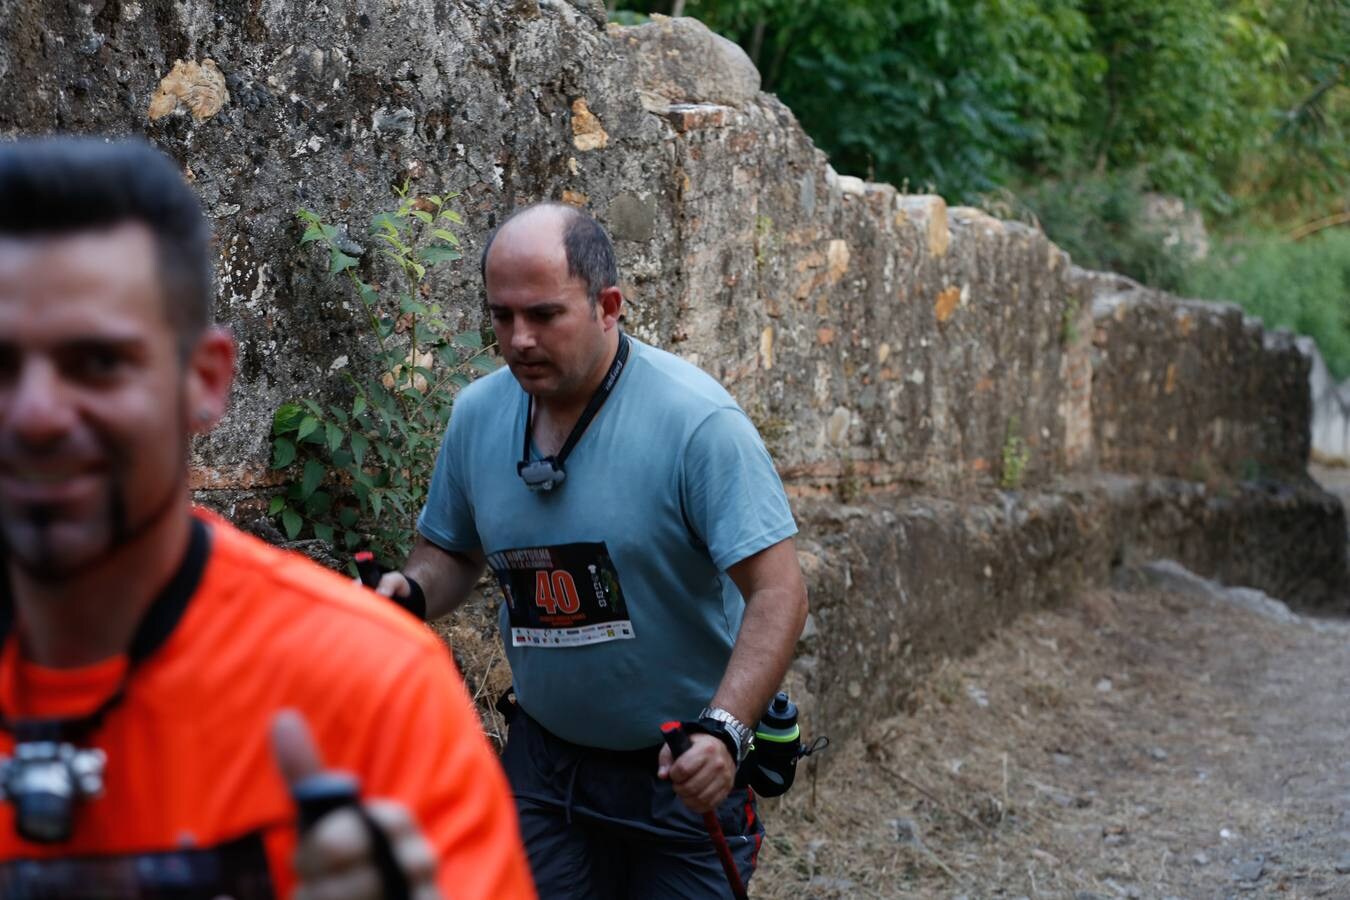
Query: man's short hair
0 136 213 345
480 203 619 306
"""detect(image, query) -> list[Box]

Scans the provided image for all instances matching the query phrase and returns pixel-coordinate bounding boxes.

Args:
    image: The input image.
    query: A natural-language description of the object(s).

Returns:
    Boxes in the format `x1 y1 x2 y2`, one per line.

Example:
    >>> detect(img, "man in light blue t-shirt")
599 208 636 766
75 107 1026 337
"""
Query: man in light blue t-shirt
376 203 808 898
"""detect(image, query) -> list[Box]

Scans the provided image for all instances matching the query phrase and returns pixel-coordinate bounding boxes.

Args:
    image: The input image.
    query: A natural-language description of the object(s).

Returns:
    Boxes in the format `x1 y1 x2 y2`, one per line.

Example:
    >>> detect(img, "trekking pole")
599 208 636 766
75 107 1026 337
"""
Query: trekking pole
661 722 749 900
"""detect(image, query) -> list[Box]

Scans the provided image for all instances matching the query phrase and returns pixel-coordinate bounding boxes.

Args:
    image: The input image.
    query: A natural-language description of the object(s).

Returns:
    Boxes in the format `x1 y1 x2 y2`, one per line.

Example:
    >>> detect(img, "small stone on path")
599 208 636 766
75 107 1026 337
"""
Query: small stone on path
1233 856 1265 883
888 816 920 845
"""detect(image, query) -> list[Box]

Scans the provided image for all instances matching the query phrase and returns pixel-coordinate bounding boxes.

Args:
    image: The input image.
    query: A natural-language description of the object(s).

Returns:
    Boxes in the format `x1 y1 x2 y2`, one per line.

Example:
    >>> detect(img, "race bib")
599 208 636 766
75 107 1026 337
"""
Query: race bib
487 542 636 647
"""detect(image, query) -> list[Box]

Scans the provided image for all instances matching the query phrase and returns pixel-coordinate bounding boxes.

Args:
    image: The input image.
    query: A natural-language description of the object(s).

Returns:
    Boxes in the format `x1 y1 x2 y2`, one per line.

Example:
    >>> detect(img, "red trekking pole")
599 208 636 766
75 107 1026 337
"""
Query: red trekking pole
661 722 749 900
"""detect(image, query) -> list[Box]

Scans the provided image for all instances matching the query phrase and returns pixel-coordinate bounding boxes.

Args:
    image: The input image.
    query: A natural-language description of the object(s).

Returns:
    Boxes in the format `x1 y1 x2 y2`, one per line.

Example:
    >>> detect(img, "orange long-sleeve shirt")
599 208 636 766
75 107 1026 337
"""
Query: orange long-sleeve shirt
0 510 535 898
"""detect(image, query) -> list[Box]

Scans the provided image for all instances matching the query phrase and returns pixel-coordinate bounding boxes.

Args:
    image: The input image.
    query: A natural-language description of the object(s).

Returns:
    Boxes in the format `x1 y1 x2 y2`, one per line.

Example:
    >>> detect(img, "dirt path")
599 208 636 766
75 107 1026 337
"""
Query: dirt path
757 572 1350 898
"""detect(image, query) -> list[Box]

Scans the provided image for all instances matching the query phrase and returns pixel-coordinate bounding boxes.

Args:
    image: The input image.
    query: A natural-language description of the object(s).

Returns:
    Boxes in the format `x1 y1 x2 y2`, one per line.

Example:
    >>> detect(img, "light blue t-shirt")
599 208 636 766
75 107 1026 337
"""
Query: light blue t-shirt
417 336 797 749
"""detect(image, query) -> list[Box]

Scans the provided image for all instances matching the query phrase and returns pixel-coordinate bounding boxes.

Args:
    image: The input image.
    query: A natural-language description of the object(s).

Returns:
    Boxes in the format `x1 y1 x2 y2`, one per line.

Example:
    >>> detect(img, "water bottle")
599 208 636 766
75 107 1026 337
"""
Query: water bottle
739 692 802 797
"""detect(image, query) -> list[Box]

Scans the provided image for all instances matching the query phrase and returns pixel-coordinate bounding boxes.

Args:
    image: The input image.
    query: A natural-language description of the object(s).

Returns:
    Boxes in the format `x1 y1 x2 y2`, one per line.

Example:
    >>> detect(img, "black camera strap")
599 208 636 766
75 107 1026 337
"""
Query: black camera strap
518 332 630 489
0 518 210 744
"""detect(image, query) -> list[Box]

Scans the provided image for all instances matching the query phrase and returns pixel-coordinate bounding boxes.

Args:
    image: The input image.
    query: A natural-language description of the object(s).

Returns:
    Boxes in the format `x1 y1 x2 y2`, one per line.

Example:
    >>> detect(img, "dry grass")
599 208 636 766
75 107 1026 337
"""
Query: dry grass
432 591 514 752
750 587 1350 898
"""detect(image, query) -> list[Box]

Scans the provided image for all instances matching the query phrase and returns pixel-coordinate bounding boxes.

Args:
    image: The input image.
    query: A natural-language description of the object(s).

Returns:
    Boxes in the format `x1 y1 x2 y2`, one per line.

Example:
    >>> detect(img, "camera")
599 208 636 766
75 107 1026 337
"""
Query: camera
0 741 106 843
517 458 566 491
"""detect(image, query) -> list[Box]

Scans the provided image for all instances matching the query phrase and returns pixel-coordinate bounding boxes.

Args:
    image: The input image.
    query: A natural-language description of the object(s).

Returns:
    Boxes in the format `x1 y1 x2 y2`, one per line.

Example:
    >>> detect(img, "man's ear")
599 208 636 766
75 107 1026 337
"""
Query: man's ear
598 285 624 331
184 326 237 434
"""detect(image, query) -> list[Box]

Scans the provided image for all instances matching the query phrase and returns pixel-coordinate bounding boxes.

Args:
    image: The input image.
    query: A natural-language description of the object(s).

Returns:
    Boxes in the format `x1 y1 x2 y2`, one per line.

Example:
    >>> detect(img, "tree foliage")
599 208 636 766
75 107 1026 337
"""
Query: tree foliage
618 0 1348 361
618 0 1346 221
1233 0 1350 223
626 0 1097 199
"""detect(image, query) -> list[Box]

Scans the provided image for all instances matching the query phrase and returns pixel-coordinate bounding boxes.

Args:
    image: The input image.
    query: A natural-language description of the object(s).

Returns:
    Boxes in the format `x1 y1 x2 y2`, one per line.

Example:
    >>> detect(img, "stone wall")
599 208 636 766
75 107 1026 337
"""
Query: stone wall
1090 283 1311 481
3 5 1344 748
793 475 1344 742
0 2 1093 498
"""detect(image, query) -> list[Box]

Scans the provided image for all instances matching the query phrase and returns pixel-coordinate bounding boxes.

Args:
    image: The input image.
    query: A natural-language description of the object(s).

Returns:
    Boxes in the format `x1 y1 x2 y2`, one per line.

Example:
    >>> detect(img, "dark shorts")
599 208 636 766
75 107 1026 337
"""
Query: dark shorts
500 707 764 899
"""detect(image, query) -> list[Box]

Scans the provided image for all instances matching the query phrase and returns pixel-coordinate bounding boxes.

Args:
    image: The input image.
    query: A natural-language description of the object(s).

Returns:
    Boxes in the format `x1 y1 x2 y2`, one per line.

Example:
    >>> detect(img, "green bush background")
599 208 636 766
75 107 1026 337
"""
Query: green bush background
617 0 1348 379
1185 231 1350 378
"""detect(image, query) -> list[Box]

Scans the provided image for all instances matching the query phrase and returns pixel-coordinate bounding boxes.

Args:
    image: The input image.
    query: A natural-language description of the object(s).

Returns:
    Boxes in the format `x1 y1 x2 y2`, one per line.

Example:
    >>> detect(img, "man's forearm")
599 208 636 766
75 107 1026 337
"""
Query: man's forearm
663 541 808 814
404 537 486 621
710 585 808 727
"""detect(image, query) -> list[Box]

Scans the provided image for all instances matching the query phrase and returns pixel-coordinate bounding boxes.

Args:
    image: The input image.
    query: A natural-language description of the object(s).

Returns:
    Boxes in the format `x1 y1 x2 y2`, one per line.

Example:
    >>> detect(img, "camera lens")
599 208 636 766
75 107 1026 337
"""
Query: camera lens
15 790 75 843
8 758 78 843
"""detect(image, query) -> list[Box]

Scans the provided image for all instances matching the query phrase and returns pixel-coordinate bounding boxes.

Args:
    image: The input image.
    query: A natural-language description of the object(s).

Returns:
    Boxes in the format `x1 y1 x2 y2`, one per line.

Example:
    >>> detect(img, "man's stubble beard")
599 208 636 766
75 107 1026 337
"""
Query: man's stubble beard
0 397 190 586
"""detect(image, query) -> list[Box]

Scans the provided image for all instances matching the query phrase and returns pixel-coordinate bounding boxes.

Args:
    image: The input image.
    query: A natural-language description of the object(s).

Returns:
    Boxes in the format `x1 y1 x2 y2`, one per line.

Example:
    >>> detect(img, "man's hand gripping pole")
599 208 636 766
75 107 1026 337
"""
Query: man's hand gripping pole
660 722 748 900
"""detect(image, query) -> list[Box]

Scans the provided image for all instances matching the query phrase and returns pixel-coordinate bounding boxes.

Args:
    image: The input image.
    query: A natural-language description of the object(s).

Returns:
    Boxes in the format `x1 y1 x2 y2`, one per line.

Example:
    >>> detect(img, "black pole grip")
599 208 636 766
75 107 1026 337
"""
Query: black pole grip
293 772 362 832
661 721 693 758
291 772 411 900
354 551 383 589
355 553 427 622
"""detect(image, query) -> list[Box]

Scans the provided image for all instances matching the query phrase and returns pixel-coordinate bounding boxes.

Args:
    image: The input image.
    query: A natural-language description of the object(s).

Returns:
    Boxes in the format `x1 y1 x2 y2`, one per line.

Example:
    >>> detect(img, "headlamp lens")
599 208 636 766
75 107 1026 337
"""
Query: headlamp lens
517 458 565 491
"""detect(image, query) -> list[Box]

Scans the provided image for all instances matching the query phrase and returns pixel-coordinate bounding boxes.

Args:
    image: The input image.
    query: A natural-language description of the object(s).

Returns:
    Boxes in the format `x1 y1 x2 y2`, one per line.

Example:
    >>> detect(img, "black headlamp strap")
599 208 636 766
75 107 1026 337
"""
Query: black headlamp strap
0 517 210 742
520 332 631 477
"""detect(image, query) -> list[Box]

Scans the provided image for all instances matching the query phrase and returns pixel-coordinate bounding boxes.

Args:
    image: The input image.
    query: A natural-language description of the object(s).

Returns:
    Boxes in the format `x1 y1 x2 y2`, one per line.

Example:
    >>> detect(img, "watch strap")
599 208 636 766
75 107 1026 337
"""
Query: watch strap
698 706 754 764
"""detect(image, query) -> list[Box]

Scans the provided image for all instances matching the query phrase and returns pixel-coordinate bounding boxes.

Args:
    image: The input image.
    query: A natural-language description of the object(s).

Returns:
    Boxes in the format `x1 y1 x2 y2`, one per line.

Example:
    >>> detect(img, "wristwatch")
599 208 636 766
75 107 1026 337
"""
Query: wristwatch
698 706 755 766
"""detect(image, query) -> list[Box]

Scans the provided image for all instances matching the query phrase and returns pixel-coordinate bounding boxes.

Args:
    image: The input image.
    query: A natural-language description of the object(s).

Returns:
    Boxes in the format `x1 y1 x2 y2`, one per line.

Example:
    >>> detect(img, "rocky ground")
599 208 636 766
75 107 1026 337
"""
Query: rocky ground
754 566 1350 899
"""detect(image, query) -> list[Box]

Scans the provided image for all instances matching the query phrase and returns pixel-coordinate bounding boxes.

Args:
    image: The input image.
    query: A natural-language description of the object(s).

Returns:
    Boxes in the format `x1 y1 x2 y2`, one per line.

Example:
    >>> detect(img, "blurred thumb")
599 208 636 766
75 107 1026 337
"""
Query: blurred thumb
273 709 366 836
656 743 672 780
375 571 408 599
271 708 325 789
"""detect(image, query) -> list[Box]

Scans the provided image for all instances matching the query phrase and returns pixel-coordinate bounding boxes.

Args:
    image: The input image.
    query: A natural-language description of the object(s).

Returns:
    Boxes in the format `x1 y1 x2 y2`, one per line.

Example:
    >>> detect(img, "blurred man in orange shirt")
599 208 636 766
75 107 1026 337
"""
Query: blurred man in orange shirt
0 135 535 898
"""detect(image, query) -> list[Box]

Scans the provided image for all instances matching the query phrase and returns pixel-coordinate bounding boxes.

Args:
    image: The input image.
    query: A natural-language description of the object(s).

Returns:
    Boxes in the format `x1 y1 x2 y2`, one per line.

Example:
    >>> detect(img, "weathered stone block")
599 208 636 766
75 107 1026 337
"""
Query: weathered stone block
611 14 761 108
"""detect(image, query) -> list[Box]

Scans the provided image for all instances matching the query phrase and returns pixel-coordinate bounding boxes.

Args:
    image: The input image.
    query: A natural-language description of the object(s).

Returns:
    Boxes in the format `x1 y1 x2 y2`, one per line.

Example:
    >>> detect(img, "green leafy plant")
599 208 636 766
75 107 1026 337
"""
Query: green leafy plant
269 186 500 564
